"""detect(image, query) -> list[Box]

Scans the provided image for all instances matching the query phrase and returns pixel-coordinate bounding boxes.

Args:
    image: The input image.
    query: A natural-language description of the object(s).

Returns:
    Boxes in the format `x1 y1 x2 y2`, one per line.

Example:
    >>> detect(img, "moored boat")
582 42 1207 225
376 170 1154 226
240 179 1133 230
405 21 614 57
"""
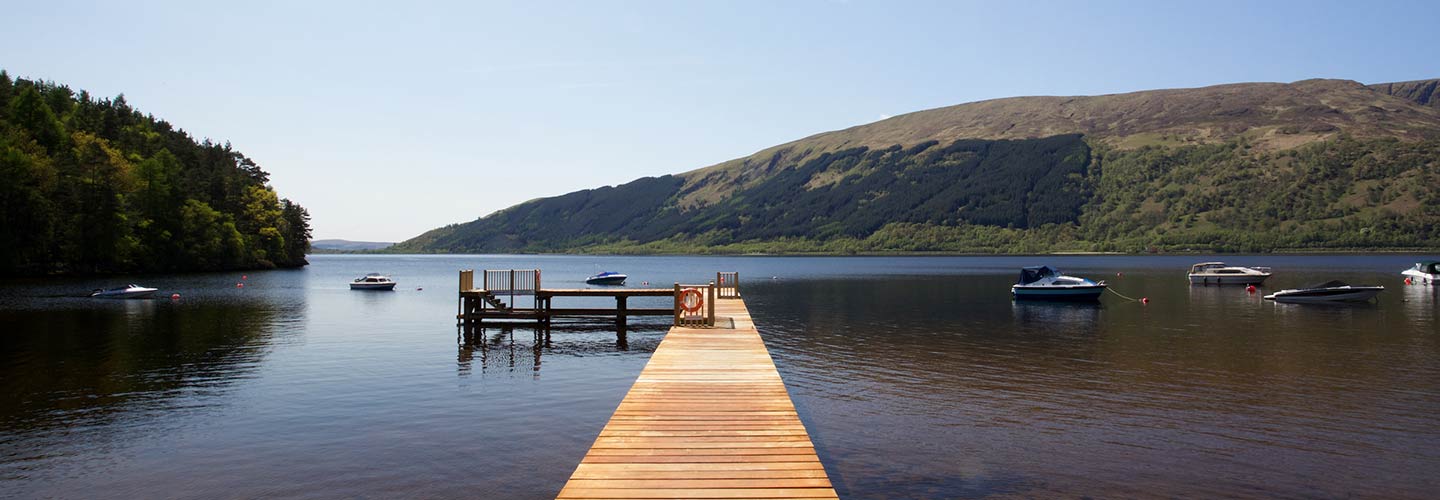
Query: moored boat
1188 262 1271 285
1401 261 1440 284
350 273 397 290
90 284 158 299
1012 266 1107 301
585 271 627 286
1263 280 1383 303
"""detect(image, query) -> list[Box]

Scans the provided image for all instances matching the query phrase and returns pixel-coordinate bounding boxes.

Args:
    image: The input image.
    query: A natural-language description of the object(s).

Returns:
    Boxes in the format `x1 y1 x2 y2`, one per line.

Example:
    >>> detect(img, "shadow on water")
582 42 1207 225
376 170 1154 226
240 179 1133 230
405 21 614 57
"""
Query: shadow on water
456 320 669 379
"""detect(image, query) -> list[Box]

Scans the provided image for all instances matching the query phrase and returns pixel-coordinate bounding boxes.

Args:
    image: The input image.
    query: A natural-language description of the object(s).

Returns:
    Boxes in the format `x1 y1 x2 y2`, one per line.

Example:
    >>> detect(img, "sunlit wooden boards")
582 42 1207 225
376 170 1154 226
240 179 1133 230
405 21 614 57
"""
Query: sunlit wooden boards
557 298 838 499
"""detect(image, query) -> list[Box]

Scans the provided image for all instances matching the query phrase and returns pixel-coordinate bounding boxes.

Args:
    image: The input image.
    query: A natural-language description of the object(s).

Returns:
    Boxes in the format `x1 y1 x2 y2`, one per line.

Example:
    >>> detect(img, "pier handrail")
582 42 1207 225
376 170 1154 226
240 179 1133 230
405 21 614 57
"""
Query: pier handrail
482 269 540 295
716 271 740 299
673 281 717 327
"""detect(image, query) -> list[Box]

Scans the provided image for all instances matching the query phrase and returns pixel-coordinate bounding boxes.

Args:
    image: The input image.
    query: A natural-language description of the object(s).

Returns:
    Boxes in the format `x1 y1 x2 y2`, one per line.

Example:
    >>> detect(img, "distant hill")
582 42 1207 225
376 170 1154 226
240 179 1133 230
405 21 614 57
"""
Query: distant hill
311 239 394 251
394 78 1440 254
1368 78 1440 109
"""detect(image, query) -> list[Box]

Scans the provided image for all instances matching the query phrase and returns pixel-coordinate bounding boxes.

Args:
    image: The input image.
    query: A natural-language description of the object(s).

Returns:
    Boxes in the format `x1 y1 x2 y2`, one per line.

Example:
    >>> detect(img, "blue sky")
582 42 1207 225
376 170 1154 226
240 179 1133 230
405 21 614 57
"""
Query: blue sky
4 0 1436 241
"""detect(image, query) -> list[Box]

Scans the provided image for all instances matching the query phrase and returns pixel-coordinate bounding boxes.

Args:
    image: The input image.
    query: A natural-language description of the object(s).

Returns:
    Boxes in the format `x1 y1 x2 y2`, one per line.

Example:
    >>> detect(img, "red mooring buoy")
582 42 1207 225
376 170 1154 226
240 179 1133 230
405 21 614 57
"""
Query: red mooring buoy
1405 277 1413 285
236 283 244 288
242 275 247 280
171 293 181 300
1246 285 1257 293
1141 297 1150 304
1117 272 1123 277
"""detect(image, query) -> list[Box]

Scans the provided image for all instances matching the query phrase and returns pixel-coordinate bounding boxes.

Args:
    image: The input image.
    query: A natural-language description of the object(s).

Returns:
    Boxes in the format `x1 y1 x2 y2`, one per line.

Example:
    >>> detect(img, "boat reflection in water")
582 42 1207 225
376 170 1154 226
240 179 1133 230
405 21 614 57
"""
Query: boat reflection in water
1402 282 1438 329
1010 300 1102 335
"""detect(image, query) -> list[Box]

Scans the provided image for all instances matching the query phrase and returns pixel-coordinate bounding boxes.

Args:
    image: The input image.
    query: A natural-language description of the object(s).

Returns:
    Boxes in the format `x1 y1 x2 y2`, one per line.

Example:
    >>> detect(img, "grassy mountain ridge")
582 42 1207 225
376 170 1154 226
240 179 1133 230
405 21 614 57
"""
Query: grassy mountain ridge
394 78 1440 254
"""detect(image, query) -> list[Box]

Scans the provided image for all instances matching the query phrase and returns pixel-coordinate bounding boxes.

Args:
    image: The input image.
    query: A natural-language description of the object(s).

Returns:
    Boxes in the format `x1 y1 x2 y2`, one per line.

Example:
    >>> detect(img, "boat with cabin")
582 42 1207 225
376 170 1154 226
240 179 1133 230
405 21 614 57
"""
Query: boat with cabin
1402 261 1440 284
585 271 627 286
1188 262 1271 285
350 273 397 290
1012 266 1107 301
1263 280 1384 303
90 284 158 299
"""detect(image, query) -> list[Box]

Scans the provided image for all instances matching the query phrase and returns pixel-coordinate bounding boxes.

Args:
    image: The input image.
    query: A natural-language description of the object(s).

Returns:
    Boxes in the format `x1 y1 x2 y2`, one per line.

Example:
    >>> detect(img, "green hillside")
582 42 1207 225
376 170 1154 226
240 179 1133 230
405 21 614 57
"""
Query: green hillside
395 78 1440 254
0 71 311 275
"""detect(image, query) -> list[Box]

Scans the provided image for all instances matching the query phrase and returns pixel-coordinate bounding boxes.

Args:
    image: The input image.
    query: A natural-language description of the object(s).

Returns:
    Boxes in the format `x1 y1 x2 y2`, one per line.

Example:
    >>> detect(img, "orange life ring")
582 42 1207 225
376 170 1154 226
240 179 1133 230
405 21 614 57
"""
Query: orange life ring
680 288 704 314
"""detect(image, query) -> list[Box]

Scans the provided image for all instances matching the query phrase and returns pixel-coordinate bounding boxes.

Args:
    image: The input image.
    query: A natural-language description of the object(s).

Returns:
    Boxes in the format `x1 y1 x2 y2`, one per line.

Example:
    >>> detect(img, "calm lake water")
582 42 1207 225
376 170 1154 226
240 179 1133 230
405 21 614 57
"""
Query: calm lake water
2 254 1437 499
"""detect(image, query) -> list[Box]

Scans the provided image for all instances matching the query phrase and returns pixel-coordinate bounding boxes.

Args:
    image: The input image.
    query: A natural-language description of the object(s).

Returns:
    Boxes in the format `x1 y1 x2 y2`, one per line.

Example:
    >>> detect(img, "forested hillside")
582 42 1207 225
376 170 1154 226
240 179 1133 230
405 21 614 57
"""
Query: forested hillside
395 78 1440 255
0 71 310 275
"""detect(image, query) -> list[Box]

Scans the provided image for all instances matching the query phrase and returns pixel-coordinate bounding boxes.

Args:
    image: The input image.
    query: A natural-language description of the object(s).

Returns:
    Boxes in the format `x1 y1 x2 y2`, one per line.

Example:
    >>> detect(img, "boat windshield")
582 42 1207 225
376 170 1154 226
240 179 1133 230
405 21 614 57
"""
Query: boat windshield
1017 266 1057 285
1304 280 1351 289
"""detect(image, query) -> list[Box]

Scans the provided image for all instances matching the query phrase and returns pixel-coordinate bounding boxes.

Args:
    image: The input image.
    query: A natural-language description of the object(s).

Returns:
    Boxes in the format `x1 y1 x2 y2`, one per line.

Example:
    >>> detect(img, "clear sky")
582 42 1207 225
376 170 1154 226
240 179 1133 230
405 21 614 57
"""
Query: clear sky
4 0 1436 241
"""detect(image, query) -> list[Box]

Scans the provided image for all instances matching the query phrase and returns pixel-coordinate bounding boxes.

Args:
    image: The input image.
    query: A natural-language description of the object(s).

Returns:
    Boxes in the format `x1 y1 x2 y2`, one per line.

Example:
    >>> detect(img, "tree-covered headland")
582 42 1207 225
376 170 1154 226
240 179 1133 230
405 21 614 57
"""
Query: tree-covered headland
0 71 310 275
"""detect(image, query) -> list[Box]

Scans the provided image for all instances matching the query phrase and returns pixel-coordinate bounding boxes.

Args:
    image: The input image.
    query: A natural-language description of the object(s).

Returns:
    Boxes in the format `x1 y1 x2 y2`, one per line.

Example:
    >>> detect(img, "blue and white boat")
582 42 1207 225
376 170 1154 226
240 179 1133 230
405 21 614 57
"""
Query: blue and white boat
90 284 158 299
585 271 627 286
1402 261 1440 284
1011 266 1107 301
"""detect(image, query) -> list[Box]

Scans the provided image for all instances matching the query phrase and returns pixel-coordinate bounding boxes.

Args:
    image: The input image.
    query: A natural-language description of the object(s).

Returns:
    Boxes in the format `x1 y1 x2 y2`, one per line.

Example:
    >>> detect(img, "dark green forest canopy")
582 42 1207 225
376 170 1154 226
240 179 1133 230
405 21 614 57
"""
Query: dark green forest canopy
394 133 1440 255
0 71 311 275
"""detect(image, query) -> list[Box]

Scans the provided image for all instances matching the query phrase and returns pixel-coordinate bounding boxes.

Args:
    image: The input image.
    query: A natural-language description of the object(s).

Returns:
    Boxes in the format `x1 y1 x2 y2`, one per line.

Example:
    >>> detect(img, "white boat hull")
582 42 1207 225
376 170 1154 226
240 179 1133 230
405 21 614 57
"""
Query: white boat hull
350 282 397 290
1012 284 1107 301
1189 274 1269 285
1265 288 1383 303
586 275 627 286
1402 270 1439 284
91 287 158 299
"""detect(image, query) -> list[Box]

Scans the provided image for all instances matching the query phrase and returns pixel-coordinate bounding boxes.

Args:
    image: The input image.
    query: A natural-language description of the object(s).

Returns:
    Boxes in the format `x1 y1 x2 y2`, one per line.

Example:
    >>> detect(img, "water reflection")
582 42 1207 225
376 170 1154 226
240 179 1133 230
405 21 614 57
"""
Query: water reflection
456 321 668 378
0 299 296 484
1010 301 1101 334
1401 283 1438 330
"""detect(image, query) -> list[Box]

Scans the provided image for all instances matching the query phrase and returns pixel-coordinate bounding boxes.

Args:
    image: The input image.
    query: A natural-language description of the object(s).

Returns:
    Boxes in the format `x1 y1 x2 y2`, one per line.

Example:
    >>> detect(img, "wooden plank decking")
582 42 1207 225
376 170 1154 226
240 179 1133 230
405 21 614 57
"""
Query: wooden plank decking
558 297 838 499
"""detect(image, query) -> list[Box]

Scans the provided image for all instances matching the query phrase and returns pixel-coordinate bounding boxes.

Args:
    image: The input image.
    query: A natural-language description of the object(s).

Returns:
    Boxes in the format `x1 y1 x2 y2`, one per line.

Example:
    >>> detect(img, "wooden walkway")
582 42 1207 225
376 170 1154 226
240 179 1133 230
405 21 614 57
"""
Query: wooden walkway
558 297 839 499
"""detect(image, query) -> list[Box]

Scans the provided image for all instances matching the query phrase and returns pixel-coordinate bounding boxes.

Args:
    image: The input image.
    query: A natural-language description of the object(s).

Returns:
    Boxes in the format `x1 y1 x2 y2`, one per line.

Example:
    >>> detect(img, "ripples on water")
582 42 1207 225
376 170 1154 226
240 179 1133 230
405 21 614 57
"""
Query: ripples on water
1 255 1438 499
749 270 1440 499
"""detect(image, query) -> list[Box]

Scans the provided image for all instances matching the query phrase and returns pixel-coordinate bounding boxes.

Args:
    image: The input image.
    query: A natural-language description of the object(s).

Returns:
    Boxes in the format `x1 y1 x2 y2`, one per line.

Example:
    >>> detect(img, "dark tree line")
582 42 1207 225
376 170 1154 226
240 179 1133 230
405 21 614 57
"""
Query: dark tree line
0 71 310 275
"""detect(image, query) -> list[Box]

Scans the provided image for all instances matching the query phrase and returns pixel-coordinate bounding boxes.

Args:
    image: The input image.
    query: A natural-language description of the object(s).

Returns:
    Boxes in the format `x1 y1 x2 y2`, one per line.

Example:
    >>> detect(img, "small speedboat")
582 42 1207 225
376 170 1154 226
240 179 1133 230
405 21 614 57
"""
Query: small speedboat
91 284 158 299
1264 280 1383 303
585 271 627 286
1402 261 1440 284
350 273 397 290
1188 262 1271 285
1012 266 1107 301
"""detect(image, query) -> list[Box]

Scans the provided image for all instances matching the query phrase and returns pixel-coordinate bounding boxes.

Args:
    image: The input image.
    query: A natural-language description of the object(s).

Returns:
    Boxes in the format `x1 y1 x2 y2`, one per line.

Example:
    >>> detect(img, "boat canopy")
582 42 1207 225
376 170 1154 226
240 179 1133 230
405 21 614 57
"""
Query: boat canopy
1017 266 1058 285
1415 262 1440 273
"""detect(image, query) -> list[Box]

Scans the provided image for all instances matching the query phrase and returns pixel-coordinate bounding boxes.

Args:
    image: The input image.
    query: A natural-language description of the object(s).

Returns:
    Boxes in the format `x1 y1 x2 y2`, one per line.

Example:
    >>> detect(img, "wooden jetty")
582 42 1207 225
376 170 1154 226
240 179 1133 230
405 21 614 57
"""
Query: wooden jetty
458 270 738 327
557 289 839 499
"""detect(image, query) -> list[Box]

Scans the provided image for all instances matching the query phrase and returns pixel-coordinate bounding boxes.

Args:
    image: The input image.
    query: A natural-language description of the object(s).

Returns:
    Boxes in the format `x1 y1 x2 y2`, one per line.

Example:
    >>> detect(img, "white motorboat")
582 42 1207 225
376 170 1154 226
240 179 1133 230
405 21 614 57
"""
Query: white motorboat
1402 261 1440 284
350 273 397 290
585 272 627 286
1012 266 1107 301
1188 262 1272 285
1264 280 1384 303
90 284 158 299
